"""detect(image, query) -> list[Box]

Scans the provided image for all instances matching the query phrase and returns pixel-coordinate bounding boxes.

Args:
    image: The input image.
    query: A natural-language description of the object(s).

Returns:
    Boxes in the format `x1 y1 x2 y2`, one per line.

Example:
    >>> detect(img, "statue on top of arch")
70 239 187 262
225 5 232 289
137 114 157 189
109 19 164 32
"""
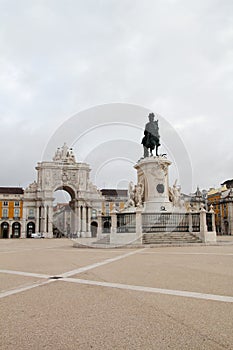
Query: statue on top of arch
25 180 38 193
53 143 76 163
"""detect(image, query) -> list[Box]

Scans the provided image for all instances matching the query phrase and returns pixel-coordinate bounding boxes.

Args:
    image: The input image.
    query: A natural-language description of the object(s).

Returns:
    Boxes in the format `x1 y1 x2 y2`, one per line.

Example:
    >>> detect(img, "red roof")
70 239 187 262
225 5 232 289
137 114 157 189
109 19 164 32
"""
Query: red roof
101 189 128 197
0 187 24 194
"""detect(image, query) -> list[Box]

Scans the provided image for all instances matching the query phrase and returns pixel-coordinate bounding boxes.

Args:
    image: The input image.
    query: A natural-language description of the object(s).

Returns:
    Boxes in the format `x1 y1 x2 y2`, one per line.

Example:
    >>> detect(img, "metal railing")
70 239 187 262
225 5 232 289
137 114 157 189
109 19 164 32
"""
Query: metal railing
142 213 190 233
191 213 200 232
206 213 213 232
117 213 136 233
102 216 111 234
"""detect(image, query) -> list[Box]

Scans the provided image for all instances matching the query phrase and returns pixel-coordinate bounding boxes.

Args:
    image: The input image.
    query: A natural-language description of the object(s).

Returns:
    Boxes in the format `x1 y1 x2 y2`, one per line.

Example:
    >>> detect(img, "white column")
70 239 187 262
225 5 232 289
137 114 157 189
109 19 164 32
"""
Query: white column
110 210 117 235
228 201 233 235
136 207 142 243
200 205 217 243
42 206 47 235
78 206 81 234
86 207 88 232
21 206 27 238
40 206 43 233
200 204 208 242
48 205 53 238
72 205 78 235
36 206 40 232
82 207 87 237
97 210 102 238
71 208 75 237
86 207 91 237
209 205 216 233
8 222 12 239
88 207 92 231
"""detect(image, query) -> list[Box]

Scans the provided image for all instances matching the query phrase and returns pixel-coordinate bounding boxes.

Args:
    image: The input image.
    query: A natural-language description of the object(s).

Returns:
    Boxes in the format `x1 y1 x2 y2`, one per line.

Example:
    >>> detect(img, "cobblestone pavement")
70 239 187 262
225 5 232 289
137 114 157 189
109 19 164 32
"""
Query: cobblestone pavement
0 238 233 349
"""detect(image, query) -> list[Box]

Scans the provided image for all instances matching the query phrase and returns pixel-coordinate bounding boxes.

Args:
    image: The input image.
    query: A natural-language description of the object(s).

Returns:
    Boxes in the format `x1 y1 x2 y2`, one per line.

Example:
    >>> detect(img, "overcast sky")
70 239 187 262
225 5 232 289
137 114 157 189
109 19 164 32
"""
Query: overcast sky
0 0 233 194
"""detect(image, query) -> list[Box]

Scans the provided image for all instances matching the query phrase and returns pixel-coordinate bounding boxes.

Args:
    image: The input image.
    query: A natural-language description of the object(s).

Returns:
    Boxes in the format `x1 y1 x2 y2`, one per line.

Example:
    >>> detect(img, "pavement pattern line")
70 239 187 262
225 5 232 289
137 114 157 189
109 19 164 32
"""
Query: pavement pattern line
0 249 144 299
0 249 144 281
62 277 233 303
0 280 54 299
140 252 233 256
61 249 145 277
0 246 73 254
2 247 233 303
0 269 50 279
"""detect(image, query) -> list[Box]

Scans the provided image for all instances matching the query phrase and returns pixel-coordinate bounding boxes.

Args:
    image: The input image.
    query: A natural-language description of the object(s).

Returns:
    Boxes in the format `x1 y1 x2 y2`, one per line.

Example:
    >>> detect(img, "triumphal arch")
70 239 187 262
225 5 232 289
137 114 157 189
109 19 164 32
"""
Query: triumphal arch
23 143 103 238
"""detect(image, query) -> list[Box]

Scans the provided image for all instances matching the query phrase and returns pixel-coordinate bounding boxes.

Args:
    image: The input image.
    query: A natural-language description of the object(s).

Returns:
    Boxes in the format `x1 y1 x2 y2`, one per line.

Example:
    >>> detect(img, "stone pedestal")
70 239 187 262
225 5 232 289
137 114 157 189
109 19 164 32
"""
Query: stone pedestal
134 156 172 212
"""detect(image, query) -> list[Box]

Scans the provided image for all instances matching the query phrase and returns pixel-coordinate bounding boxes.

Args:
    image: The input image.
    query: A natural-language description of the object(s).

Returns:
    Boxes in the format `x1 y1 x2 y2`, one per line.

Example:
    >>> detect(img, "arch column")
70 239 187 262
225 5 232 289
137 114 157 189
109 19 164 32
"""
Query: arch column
47 204 53 238
78 206 81 234
36 205 40 232
41 204 49 236
70 208 75 236
81 206 86 237
74 205 78 234
40 200 54 238
8 222 12 239
86 207 92 237
41 205 46 235
21 206 27 238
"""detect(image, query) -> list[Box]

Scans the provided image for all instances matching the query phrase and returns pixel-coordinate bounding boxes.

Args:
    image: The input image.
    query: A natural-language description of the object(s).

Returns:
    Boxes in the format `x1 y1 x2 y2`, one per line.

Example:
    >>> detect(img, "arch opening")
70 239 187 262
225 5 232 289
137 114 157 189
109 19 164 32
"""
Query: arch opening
27 222 35 238
91 221 98 237
53 188 72 238
12 222 21 238
1 222 9 239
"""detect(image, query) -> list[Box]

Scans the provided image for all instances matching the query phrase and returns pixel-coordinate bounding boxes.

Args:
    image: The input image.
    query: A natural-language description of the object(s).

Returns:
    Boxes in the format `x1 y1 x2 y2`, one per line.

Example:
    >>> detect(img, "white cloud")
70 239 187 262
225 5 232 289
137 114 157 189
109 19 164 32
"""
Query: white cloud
0 0 232 191
174 116 207 131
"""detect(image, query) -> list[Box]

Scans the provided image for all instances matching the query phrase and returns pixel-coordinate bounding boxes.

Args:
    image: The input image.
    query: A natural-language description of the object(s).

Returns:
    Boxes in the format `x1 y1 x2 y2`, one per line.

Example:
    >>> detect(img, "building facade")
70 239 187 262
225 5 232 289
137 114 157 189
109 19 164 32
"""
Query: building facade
0 187 24 238
101 189 128 215
207 181 233 235
0 146 231 238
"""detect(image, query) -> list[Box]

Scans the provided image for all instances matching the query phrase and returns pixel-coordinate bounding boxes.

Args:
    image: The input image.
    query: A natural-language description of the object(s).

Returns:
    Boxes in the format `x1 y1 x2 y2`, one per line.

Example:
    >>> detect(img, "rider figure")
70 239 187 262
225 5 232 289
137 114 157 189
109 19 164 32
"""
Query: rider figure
141 113 160 157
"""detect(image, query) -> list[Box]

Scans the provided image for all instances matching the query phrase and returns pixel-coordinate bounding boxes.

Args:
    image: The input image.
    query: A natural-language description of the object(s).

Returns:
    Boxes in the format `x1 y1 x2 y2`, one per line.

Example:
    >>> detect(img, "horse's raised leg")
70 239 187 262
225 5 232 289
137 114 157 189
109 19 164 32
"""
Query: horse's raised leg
144 146 149 158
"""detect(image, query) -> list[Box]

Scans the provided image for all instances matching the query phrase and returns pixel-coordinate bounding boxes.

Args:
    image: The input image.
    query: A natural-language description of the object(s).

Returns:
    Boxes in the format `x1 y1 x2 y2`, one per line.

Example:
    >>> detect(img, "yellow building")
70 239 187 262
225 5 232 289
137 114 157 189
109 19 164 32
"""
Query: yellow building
0 187 24 238
101 189 128 215
208 182 233 235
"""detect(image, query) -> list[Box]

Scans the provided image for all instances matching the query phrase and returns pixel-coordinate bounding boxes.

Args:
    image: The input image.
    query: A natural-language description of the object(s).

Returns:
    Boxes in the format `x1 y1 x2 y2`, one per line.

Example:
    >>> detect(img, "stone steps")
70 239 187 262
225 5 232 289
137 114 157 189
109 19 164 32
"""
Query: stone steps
142 232 202 244
92 235 110 245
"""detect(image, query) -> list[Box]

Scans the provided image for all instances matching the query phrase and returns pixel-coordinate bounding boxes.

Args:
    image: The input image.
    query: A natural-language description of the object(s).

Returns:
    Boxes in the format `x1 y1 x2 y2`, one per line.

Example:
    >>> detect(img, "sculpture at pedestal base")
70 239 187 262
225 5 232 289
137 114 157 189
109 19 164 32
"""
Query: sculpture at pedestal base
134 156 172 212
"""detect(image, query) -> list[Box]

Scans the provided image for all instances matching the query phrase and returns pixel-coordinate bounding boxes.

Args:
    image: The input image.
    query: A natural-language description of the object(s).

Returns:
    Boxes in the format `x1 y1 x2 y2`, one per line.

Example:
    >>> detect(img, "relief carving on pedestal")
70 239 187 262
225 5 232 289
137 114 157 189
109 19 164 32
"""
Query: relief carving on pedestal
150 165 164 181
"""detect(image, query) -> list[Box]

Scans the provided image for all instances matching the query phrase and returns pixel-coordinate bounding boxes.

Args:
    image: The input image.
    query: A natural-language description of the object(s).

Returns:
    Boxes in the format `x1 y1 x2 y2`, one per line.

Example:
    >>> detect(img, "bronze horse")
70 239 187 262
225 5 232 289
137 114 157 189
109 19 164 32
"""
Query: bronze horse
141 113 160 157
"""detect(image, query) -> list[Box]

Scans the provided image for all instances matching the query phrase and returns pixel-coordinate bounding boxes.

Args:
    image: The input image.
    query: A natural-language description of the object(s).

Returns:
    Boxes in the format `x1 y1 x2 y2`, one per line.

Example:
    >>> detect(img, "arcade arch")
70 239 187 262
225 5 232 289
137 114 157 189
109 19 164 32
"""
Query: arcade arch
27 222 35 238
91 221 98 237
12 222 21 238
53 188 72 237
1 222 9 238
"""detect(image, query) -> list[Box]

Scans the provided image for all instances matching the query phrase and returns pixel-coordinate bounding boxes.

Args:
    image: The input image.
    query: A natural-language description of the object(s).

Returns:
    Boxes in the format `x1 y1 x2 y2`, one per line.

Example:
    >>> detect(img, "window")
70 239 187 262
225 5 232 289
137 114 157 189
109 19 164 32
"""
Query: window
3 201 8 206
2 208 8 218
14 208 20 218
14 201 20 206
28 208 35 218
91 209 97 219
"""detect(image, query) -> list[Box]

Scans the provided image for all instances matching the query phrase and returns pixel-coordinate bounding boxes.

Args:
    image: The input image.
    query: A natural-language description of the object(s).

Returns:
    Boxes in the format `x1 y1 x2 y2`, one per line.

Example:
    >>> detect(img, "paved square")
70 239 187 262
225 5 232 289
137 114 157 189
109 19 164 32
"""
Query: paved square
0 239 233 349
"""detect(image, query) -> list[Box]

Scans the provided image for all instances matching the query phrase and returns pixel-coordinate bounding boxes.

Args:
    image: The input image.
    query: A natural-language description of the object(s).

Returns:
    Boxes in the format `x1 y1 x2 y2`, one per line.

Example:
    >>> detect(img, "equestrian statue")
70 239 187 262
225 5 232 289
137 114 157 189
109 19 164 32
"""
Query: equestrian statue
141 113 160 157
